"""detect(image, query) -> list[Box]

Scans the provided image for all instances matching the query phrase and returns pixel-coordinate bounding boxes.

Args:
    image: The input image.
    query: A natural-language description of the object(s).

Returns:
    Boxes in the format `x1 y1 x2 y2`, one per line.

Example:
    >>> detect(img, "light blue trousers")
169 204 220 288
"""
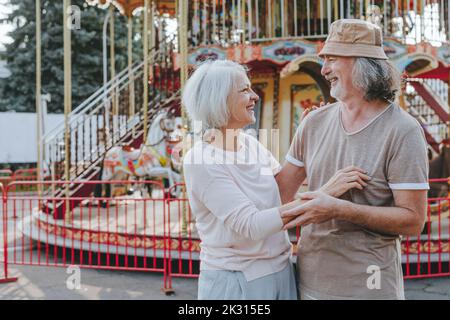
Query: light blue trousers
198 262 297 300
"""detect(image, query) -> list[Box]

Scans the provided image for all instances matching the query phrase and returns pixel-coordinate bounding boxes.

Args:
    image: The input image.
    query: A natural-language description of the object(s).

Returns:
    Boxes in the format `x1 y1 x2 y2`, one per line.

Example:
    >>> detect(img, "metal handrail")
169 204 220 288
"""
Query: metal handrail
43 61 144 142
43 35 174 142
42 32 179 183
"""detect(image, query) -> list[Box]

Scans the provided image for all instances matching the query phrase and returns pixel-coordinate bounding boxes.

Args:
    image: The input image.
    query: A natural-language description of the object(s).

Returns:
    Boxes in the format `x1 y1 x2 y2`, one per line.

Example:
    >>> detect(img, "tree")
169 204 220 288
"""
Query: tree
0 0 143 113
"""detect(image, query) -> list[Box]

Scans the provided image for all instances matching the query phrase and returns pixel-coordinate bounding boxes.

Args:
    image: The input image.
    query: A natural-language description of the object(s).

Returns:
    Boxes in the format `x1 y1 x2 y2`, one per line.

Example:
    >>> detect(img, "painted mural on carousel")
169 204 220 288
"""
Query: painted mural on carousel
186 37 450 73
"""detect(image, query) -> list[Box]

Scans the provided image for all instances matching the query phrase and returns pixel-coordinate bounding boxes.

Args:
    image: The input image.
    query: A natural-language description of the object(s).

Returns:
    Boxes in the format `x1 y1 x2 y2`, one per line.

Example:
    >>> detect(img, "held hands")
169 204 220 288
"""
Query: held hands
281 191 340 230
280 166 370 229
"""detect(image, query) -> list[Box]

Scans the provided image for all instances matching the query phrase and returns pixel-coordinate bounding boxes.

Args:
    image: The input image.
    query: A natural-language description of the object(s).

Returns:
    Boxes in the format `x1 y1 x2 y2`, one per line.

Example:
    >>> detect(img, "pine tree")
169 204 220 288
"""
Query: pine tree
0 0 143 113
0 0 37 112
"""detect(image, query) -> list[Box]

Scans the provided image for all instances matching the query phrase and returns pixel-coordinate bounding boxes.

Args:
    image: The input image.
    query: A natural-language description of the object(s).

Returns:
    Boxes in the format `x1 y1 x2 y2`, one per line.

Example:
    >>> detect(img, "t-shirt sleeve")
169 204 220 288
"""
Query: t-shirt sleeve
269 151 282 175
387 124 429 190
257 138 282 176
286 119 307 167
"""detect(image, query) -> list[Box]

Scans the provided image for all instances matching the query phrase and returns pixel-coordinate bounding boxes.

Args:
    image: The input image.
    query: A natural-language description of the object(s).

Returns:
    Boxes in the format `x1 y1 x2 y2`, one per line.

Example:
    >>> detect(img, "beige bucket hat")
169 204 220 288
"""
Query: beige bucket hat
318 19 388 60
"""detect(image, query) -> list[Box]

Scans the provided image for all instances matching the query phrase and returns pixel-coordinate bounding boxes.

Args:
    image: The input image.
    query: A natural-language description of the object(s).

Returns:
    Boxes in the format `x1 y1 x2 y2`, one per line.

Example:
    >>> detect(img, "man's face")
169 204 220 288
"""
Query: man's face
321 55 357 101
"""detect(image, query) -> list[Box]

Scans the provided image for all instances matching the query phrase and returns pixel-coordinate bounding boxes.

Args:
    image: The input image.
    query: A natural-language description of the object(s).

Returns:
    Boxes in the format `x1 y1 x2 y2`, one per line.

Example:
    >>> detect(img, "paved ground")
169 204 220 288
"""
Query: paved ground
0 265 197 300
1 264 450 300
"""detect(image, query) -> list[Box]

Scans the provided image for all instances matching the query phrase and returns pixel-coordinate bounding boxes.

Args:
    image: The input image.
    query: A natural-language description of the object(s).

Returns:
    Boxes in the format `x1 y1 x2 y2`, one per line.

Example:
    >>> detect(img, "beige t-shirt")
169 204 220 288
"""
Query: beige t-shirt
183 133 292 281
287 102 429 299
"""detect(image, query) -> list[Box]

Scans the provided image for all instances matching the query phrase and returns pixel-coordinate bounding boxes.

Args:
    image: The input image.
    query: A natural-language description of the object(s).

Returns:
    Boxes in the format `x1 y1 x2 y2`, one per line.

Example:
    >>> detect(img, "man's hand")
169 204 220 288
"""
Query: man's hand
281 191 340 230
319 166 370 198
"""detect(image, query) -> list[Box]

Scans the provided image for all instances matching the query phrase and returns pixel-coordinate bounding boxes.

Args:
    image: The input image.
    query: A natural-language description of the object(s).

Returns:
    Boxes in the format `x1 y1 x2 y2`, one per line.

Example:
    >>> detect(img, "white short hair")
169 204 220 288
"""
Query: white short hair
182 60 247 129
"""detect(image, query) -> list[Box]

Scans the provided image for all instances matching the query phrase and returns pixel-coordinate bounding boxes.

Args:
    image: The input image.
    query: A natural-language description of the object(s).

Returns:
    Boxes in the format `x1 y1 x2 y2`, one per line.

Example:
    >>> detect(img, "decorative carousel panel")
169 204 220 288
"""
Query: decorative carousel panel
262 40 317 64
188 47 228 65
437 44 450 67
383 39 408 60
87 0 176 16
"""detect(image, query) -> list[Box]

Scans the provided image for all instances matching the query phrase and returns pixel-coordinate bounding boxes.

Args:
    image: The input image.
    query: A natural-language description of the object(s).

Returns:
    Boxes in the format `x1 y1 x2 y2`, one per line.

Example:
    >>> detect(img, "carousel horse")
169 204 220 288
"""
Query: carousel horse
96 110 182 200
365 4 383 29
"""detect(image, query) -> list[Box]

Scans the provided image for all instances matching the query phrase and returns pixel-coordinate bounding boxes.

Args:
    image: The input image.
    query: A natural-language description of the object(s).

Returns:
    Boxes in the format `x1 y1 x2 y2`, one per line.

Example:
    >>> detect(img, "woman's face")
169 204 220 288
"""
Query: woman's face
226 72 259 129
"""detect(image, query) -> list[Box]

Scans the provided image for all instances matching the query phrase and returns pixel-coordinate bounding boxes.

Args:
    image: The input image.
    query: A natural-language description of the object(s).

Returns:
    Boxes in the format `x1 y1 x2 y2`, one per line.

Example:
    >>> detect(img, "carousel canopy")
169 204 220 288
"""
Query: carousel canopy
87 0 176 17
416 62 450 83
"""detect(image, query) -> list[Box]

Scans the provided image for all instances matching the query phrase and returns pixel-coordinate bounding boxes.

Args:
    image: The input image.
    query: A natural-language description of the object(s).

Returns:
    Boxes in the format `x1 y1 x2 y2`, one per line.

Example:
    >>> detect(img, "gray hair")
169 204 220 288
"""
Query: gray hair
352 57 401 102
182 59 248 130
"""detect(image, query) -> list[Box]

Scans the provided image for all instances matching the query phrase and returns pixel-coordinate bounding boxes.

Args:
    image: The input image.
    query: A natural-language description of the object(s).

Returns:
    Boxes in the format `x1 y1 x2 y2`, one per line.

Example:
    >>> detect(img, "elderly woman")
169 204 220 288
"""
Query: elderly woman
182 60 369 300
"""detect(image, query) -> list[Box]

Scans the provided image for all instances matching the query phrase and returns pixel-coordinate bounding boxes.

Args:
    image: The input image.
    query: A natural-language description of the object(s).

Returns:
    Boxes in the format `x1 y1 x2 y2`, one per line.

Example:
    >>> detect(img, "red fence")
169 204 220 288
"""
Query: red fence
0 182 18 283
1 180 172 289
403 178 450 279
0 168 51 192
164 184 198 291
1 179 450 292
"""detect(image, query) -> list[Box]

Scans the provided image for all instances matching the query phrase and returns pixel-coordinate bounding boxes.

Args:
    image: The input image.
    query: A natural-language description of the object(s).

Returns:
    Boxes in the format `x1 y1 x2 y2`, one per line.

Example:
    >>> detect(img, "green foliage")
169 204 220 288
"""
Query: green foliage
0 0 143 113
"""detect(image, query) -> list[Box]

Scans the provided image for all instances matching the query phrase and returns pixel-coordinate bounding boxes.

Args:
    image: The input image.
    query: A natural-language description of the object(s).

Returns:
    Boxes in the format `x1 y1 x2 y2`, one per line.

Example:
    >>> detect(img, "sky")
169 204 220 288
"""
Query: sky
0 0 13 52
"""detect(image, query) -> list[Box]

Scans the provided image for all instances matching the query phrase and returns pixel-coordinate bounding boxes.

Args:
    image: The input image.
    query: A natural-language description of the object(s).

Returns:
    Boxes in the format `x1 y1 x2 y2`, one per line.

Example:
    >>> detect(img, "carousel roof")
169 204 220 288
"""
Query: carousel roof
87 0 176 17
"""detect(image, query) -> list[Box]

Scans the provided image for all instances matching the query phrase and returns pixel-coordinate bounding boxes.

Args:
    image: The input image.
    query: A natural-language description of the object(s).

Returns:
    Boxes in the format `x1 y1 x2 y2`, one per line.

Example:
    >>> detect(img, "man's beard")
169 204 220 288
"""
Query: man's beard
330 83 344 100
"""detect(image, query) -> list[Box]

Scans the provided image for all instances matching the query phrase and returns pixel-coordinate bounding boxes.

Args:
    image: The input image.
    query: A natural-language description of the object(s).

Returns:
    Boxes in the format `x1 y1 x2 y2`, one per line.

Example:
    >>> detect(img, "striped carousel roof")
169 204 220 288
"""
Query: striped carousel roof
87 0 176 17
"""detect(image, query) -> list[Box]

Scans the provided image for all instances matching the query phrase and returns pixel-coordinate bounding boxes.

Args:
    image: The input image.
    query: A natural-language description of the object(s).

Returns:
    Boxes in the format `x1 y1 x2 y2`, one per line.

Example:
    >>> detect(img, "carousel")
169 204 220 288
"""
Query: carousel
3 0 450 283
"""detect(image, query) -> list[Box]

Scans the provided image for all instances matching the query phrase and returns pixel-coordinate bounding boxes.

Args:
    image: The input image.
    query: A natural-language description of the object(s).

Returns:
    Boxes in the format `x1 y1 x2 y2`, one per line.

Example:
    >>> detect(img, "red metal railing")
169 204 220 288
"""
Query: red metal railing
1 180 168 286
0 182 18 283
0 168 52 193
0 170 13 187
163 184 198 292
1 179 450 291
403 178 450 279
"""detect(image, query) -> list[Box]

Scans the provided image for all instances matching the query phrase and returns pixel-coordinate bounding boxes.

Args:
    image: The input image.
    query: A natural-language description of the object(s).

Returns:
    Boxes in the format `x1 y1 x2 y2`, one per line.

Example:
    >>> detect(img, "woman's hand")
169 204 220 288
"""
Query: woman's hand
279 198 305 225
299 101 330 123
319 166 371 198
281 191 340 230
299 107 316 123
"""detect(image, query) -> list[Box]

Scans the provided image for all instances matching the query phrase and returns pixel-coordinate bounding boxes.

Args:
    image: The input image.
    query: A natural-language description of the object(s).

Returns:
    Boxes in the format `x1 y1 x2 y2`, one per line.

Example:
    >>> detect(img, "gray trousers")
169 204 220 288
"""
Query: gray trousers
198 262 297 300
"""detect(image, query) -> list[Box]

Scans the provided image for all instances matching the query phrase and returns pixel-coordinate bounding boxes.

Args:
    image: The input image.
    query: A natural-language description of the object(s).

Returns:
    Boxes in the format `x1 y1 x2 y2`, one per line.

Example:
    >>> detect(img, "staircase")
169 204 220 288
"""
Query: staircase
42 35 180 219
405 78 449 153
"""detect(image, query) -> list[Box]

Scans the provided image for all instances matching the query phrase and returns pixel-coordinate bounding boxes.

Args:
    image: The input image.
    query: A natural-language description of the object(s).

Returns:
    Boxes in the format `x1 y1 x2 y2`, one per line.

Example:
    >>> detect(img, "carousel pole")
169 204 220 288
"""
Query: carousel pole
179 0 189 236
110 5 118 144
241 0 246 42
150 0 155 93
175 0 179 42
151 1 155 49
280 0 285 37
103 8 112 150
36 0 42 195
334 0 338 20
143 0 149 144
268 0 272 38
448 0 450 47
128 14 135 135
179 1 189 90
63 0 72 222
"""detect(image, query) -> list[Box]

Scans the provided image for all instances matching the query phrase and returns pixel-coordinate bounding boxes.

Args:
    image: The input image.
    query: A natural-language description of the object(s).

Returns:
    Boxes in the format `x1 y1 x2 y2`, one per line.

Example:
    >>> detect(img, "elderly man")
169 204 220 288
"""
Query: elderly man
276 19 429 299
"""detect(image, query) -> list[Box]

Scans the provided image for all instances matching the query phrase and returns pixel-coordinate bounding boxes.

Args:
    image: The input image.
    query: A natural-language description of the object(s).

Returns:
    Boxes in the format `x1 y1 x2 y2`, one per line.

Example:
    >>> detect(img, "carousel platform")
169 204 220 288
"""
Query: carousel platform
2 192 200 265
2 192 449 268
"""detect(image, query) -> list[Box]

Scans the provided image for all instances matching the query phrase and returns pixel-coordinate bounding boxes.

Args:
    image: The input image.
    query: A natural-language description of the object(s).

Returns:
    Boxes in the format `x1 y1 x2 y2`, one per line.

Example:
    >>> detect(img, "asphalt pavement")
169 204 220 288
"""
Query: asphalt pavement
1 264 450 300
